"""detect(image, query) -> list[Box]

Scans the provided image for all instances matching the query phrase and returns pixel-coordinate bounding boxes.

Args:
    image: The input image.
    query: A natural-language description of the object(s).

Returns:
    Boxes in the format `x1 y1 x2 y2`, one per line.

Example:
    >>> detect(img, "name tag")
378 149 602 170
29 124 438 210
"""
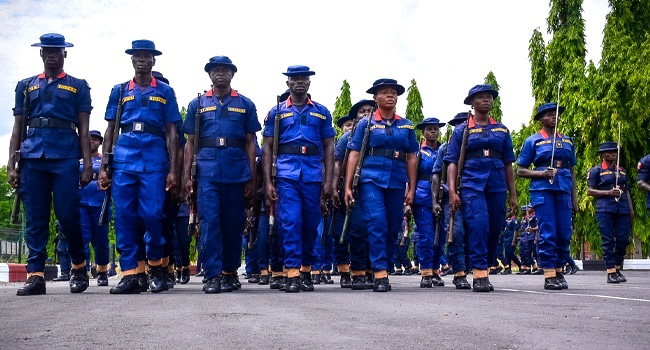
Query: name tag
309 112 326 120
398 125 414 130
57 84 77 93
28 85 40 93
228 107 246 113
150 96 167 104
420 150 431 157
122 95 135 104
492 127 508 133
199 106 217 113
280 112 294 119
470 128 483 134
370 125 385 131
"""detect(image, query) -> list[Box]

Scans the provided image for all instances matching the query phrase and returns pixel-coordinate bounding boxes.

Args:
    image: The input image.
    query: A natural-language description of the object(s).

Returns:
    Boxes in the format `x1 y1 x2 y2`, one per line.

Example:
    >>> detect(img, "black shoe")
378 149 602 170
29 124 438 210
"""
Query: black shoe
201 276 208 284
232 275 242 290
452 275 471 289
472 277 490 292
17 275 46 296
487 278 494 291
244 273 251 280
570 265 580 275
616 270 627 282
97 271 109 287
394 269 403 275
180 268 190 285
195 270 205 277
279 277 288 291
285 276 300 293
432 274 445 287
607 272 621 284
258 274 270 285
531 268 544 275
322 274 334 284
517 269 531 275
404 269 413 276
248 274 260 284
138 273 149 292
165 272 175 290
311 274 321 285
204 276 222 294
420 276 433 288
110 275 141 294
340 273 353 289
53 274 70 282
373 277 390 292
365 273 374 290
270 276 283 289
220 275 234 292
544 277 563 290
440 266 453 276
489 267 501 275
332 271 340 276
69 267 89 293
351 275 366 290
556 272 568 289
148 265 166 293
300 272 314 291
175 270 181 283
501 267 512 275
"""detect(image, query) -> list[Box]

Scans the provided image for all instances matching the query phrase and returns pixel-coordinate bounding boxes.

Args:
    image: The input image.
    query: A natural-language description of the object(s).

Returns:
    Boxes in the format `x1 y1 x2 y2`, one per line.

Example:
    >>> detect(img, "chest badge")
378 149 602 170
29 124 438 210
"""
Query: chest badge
555 140 564 149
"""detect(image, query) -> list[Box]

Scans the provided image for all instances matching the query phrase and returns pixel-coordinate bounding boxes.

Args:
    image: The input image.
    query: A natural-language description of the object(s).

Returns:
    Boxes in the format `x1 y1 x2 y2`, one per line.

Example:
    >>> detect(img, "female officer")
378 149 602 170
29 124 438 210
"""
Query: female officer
517 102 578 290
587 141 634 283
411 117 445 288
444 84 518 293
345 79 419 292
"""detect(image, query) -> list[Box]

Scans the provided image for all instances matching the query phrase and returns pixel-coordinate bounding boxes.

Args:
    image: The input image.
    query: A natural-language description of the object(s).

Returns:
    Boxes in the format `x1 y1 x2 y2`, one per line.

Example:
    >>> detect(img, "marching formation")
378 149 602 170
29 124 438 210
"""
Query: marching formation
9 34 647 296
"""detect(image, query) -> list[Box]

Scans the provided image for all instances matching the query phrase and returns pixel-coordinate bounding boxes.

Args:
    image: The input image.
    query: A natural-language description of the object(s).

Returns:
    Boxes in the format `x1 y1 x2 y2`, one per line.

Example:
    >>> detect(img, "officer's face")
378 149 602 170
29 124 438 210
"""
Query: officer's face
341 120 354 134
40 47 66 70
209 66 234 89
90 136 102 151
286 76 311 95
423 125 440 141
374 88 398 109
471 92 493 113
601 150 617 163
131 51 155 75
356 104 374 120
539 111 558 129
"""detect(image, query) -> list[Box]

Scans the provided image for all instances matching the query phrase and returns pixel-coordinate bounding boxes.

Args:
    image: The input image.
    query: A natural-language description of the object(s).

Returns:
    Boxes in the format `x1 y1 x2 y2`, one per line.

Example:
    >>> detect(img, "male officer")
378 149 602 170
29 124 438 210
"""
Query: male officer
183 56 260 293
9 33 93 295
636 154 650 215
501 209 521 274
99 40 181 294
263 65 335 293
52 220 71 281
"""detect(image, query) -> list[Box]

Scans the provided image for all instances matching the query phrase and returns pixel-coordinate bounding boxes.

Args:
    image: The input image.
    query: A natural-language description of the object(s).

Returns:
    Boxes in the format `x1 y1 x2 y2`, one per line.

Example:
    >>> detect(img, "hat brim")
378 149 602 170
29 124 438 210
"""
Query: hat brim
283 71 315 77
32 42 74 48
416 122 446 130
348 100 376 119
336 117 354 128
534 106 565 120
204 63 238 73
90 135 103 142
125 49 163 56
463 90 498 105
448 115 469 127
597 147 618 153
366 84 405 96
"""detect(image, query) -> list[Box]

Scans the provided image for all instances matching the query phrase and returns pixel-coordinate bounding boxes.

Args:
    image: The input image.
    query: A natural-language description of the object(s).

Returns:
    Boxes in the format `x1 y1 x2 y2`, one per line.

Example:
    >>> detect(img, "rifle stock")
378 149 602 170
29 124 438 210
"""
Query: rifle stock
98 84 125 226
268 95 281 238
10 87 30 225
447 111 471 243
187 93 202 237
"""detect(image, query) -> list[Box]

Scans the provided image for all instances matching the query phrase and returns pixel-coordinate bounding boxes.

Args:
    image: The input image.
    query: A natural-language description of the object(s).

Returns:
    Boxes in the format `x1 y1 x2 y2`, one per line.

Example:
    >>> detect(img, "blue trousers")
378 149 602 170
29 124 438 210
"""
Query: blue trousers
345 202 369 271
531 190 572 269
81 205 110 268
173 215 191 267
267 211 284 273
413 204 444 270
255 212 270 272
442 195 466 273
20 158 84 272
503 231 521 268
276 178 321 269
56 237 71 275
162 197 180 266
113 169 166 271
330 208 351 266
461 188 507 271
245 235 257 274
359 183 403 272
439 252 448 267
596 212 631 269
197 180 245 278
520 239 535 266
394 236 412 269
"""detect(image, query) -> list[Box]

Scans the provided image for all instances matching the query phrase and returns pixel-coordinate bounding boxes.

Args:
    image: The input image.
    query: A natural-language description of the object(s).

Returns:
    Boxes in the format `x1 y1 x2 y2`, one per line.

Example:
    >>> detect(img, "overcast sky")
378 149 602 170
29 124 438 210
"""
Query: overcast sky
0 0 610 166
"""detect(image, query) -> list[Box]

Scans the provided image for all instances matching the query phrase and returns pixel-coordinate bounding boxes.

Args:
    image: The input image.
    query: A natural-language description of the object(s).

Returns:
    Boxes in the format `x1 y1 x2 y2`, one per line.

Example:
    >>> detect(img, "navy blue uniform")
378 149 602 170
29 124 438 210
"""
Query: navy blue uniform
503 215 521 268
80 154 109 271
636 154 650 212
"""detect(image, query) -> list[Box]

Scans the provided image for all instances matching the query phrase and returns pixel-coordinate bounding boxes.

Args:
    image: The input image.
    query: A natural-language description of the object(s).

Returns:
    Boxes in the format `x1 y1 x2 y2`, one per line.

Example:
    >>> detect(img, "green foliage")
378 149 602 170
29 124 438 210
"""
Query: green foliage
484 71 503 122
332 80 352 138
405 79 425 141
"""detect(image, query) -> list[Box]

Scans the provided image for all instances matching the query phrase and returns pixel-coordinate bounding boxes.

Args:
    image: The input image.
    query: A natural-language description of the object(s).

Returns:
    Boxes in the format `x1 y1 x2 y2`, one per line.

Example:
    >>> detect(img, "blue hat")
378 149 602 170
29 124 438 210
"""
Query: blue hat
348 99 375 119
31 33 73 48
448 112 469 126
336 114 353 128
279 89 291 102
151 71 169 85
125 39 162 56
89 130 103 142
463 84 499 105
597 141 618 153
204 56 238 73
416 117 446 130
283 65 315 77
366 78 405 96
534 102 565 120
520 206 527 212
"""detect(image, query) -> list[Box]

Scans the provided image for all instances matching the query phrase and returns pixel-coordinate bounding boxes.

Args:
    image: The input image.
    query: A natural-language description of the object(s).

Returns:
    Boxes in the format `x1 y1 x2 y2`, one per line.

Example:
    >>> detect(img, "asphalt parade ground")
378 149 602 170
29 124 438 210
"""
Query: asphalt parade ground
1 270 649 350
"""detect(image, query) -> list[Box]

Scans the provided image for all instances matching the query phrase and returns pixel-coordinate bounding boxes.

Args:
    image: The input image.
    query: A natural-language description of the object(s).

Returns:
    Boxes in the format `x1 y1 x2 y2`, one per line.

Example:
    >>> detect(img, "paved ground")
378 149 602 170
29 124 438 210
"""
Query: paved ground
1 270 649 350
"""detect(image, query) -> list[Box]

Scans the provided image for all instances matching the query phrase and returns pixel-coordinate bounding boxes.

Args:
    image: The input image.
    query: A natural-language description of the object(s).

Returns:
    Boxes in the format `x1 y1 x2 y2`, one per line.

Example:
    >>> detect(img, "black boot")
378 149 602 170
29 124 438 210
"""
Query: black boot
472 277 490 292
351 275 366 290
300 272 314 291
616 270 627 282
373 277 390 292
365 273 374 290
148 265 166 293
248 274 260 284
110 274 141 294
53 274 70 282
531 268 543 275
487 278 494 291
432 274 445 287
501 267 512 275
204 276 222 294
165 272 175 290
420 276 433 288
285 276 300 293
556 272 568 289
279 277 288 291
258 274 270 285
452 275 471 289
17 275 46 296
69 267 89 293
97 271 109 287
544 277 563 290
517 269 531 275
175 270 181 283
322 274 334 284
311 274 321 285
607 272 620 284
440 266 453 276
180 268 190 285
340 272 353 289
232 275 242 290
270 276 283 289
138 273 149 292
220 275 234 292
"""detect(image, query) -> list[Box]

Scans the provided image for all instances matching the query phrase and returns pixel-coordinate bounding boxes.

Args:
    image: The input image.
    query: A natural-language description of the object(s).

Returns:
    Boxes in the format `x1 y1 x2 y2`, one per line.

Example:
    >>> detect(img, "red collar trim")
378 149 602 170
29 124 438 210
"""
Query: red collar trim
539 129 562 139
286 96 314 107
467 116 497 128
38 71 67 79
205 88 238 97
373 110 402 121
601 161 620 170
128 76 157 90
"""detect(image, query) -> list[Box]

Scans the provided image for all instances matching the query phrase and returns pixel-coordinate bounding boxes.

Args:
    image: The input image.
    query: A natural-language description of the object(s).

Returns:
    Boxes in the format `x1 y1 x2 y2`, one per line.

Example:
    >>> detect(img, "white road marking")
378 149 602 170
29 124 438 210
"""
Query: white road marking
500 288 650 303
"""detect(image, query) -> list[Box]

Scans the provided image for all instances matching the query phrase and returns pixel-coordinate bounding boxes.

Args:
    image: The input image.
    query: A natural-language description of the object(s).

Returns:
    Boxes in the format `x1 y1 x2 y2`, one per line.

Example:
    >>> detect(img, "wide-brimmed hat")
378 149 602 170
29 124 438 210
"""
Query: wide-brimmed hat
534 102 565 120
597 141 618 153
204 56 238 73
125 39 162 56
416 117 446 130
464 84 498 105
336 114 354 128
151 71 169 85
31 33 73 48
282 65 315 77
89 130 103 143
348 99 375 119
366 78 405 96
448 112 469 126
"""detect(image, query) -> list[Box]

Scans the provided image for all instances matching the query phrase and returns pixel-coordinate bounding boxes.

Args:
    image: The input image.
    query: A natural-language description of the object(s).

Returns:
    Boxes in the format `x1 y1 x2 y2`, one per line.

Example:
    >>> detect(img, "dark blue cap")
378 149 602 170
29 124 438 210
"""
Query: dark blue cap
534 102 565 120
204 56 238 73
336 114 353 128
448 112 469 126
366 78 405 96
31 33 73 48
89 130 103 142
416 117 446 130
348 99 375 119
125 39 162 56
520 206 527 211
597 141 618 153
151 71 169 85
464 84 498 105
283 65 315 77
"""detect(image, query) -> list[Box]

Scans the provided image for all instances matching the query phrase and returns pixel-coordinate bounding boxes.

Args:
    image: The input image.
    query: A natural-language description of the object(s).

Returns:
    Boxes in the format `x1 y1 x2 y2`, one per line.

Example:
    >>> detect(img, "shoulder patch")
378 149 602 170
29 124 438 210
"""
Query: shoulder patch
150 96 167 104
397 125 414 129
57 84 77 93
228 107 246 113
638 162 643 170
309 112 326 120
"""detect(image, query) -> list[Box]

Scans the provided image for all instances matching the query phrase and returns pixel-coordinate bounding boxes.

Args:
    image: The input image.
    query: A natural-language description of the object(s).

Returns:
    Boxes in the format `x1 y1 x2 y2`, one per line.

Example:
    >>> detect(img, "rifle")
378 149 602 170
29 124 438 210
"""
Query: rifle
340 111 373 244
320 202 330 246
10 87 30 225
447 111 471 243
548 81 562 185
614 122 622 202
510 216 518 247
268 95 281 238
400 214 410 246
98 84 125 226
187 93 202 236
433 178 443 247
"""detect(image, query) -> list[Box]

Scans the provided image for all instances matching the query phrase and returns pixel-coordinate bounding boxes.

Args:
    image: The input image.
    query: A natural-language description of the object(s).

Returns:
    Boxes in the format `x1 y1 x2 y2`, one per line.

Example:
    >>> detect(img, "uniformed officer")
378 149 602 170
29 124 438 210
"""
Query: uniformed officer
182 56 260 293
636 154 650 215
9 33 93 295
502 209 522 274
517 102 578 290
444 85 518 293
52 220 71 281
80 130 110 286
263 65 335 293
410 117 445 288
100 39 181 294
345 79 419 292
587 141 634 283
517 206 532 274
432 112 471 289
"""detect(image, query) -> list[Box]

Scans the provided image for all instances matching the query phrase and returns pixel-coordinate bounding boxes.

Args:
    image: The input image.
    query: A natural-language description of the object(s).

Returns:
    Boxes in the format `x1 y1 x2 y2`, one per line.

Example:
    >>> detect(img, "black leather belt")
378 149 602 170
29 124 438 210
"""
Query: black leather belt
465 149 502 159
121 122 165 137
417 174 431 182
535 160 570 169
29 117 76 130
366 147 407 162
278 145 320 155
199 137 245 149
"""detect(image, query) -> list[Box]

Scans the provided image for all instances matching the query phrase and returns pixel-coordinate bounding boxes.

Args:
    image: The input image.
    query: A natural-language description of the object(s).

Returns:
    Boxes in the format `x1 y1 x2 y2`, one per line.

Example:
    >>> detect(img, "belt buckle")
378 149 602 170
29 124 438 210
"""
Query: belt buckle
133 122 143 132
218 138 226 147
394 151 401 159
41 118 49 127
300 146 307 154
483 149 490 157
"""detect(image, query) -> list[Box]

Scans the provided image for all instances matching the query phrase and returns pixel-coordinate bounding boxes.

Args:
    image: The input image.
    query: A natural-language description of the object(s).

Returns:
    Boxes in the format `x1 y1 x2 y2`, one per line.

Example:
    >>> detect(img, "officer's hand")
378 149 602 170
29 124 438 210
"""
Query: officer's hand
165 171 177 192
433 203 442 218
265 183 278 208
331 190 341 209
572 200 579 216
98 169 111 190
183 176 194 196
404 205 412 217
404 190 414 207
170 184 182 204
244 179 255 200
80 167 93 188
541 167 557 179
609 188 623 198
344 188 355 208
320 198 330 219
449 192 461 212
7 169 20 189
508 195 518 215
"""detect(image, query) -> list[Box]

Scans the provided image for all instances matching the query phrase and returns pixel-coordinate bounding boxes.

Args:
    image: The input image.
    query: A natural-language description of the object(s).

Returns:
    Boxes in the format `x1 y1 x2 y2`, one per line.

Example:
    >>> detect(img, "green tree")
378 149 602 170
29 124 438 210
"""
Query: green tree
405 79 425 141
483 71 503 122
332 80 352 137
